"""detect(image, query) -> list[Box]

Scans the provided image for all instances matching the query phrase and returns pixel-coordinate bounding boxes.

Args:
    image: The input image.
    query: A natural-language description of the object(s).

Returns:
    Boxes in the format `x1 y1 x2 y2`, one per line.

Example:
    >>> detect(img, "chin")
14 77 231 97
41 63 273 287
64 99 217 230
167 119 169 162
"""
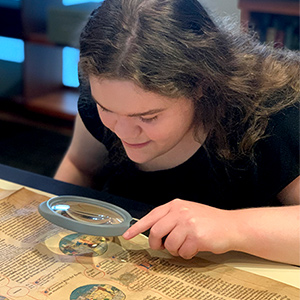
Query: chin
127 156 149 164
125 152 152 165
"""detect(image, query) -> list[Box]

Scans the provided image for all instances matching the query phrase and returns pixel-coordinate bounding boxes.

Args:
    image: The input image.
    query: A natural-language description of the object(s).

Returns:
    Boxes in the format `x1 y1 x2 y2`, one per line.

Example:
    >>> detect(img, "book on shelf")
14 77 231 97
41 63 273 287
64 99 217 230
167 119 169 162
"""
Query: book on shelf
249 12 299 50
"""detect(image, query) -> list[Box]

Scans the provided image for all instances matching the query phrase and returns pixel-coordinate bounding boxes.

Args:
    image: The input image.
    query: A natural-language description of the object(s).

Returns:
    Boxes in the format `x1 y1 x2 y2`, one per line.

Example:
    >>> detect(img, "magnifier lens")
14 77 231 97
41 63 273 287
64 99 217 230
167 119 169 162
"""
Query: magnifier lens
39 196 132 236
51 201 124 225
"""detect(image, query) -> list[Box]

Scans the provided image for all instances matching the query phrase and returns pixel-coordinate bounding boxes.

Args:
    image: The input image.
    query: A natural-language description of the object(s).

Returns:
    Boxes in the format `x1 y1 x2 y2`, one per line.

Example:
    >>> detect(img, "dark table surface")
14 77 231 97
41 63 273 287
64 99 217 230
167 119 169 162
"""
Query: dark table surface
0 163 153 219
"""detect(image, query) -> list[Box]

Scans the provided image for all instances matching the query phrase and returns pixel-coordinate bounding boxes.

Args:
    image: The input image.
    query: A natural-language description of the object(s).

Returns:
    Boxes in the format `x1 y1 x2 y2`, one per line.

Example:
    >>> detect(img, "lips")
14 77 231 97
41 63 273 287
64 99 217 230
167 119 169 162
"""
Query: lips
122 140 151 148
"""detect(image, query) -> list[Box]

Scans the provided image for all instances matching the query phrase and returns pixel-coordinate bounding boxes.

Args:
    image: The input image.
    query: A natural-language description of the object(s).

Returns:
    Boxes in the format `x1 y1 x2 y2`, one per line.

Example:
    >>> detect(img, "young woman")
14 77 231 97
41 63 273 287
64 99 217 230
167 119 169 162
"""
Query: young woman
55 0 300 265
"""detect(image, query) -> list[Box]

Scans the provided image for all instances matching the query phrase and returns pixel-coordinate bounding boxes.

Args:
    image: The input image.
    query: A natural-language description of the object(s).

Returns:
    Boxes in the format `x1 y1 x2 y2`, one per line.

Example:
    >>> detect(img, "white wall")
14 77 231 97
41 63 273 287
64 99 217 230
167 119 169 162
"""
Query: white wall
201 0 240 21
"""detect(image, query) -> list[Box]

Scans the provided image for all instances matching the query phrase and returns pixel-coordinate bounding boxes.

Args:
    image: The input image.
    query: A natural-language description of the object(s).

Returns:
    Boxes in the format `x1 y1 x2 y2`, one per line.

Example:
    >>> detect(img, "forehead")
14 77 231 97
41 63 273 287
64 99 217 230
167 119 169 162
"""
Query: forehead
90 77 150 96
89 77 186 113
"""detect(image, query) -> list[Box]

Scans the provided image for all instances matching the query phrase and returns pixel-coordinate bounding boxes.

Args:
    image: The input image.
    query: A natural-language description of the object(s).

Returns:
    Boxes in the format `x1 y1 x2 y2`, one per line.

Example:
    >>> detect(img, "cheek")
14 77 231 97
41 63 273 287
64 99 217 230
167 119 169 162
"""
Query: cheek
142 121 178 142
151 113 194 142
143 128 164 141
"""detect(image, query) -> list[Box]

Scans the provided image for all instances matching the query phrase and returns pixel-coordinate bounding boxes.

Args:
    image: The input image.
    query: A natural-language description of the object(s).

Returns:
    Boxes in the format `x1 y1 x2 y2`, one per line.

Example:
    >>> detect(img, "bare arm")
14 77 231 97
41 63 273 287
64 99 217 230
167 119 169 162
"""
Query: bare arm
233 176 299 265
231 207 299 265
123 176 300 265
55 114 108 187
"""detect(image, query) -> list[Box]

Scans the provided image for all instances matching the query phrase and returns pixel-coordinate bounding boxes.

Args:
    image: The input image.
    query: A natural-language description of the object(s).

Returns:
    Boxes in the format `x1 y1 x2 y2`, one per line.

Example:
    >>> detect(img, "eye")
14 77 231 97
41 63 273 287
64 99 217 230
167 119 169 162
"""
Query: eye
140 116 158 123
97 104 110 114
99 106 109 112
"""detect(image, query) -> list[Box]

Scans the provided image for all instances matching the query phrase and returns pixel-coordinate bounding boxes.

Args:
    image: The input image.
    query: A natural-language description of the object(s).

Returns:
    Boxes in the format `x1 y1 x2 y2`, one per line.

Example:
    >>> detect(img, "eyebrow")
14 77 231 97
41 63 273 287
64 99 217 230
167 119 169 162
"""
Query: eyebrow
91 95 166 117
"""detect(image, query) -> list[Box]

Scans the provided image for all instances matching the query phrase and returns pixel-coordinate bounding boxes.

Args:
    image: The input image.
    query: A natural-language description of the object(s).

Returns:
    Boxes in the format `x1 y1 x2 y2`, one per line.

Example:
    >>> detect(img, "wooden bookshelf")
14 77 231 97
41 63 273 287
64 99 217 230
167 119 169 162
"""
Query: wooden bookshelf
0 1 99 121
239 0 299 24
24 90 78 121
238 0 300 49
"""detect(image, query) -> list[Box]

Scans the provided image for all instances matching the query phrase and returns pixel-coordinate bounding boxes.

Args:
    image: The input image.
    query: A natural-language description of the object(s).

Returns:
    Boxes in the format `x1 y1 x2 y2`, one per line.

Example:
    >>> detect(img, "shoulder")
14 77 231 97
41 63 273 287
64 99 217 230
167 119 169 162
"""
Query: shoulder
254 103 299 198
265 103 299 149
268 103 299 134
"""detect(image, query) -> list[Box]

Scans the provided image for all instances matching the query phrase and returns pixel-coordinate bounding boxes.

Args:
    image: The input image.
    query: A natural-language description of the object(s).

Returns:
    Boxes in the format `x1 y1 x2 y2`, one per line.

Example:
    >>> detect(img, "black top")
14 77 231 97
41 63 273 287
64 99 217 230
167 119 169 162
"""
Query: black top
78 85 299 210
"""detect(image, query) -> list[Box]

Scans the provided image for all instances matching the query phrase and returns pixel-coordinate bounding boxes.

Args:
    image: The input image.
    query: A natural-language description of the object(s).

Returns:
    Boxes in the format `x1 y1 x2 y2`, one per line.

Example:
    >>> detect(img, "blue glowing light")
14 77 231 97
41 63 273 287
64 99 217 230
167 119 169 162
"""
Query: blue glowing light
63 0 101 5
0 36 24 63
63 47 80 88
0 0 21 9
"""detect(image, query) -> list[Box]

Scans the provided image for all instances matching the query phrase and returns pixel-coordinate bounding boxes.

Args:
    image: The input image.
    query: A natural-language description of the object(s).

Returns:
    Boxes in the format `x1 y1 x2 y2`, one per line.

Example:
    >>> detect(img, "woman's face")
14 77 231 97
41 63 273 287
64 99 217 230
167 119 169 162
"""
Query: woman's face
89 77 201 171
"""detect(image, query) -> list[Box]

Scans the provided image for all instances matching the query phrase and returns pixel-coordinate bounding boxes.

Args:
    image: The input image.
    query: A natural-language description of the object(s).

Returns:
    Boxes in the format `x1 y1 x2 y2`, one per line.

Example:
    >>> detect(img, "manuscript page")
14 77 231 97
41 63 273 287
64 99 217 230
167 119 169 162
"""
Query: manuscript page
0 187 299 300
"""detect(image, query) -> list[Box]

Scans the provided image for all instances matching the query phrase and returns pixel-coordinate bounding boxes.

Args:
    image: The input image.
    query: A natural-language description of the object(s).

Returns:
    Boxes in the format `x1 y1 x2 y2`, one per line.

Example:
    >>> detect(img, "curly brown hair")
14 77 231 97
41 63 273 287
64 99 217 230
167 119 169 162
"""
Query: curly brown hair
79 0 300 161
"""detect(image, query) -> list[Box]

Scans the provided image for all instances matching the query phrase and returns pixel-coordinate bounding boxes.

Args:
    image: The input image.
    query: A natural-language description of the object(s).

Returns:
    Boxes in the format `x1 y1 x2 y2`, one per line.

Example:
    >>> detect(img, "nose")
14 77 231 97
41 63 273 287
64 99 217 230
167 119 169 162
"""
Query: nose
113 116 141 140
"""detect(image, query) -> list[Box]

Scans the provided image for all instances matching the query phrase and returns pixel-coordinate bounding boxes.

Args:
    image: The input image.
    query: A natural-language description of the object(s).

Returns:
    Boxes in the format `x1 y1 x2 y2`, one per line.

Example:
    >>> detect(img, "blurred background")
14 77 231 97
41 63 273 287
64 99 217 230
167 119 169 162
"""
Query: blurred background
0 0 298 177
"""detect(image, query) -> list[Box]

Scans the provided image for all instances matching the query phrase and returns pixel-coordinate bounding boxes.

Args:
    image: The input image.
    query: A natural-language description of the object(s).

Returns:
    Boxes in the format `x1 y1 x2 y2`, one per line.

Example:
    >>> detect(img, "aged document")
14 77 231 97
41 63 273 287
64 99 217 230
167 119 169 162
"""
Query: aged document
0 187 299 300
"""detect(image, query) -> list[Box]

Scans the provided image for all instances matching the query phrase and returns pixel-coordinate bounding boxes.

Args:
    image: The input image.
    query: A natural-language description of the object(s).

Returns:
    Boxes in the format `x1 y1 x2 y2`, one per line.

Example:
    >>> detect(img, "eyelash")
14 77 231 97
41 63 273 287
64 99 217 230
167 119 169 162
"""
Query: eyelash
140 116 158 123
99 105 158 123
99 106 108 112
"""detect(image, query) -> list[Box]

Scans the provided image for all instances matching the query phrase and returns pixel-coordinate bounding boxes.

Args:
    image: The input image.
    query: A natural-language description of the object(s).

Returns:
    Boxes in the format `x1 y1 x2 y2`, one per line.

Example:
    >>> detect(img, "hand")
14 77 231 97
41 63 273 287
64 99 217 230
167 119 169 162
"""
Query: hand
123 199 237 259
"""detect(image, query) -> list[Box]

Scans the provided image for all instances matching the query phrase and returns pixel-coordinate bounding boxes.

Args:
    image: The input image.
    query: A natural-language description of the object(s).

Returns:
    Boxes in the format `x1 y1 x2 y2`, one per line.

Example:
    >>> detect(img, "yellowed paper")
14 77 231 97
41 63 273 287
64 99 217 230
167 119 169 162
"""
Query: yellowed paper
0 188 299 300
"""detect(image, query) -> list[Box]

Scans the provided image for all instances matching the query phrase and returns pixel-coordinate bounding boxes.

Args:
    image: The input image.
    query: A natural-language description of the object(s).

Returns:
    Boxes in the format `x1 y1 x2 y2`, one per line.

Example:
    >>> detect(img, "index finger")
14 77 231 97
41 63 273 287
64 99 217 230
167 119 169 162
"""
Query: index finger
122 203 170 240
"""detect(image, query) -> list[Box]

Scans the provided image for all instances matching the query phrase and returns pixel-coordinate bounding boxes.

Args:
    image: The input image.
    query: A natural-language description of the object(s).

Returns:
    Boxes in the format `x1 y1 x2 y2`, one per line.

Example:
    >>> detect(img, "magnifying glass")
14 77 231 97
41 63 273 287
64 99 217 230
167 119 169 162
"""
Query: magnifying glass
38 196 132 236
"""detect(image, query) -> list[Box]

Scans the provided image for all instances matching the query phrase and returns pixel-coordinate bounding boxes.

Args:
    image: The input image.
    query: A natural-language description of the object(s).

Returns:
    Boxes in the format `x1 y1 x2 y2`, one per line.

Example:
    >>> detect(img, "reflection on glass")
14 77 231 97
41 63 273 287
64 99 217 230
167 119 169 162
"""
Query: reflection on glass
51 201 124 225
